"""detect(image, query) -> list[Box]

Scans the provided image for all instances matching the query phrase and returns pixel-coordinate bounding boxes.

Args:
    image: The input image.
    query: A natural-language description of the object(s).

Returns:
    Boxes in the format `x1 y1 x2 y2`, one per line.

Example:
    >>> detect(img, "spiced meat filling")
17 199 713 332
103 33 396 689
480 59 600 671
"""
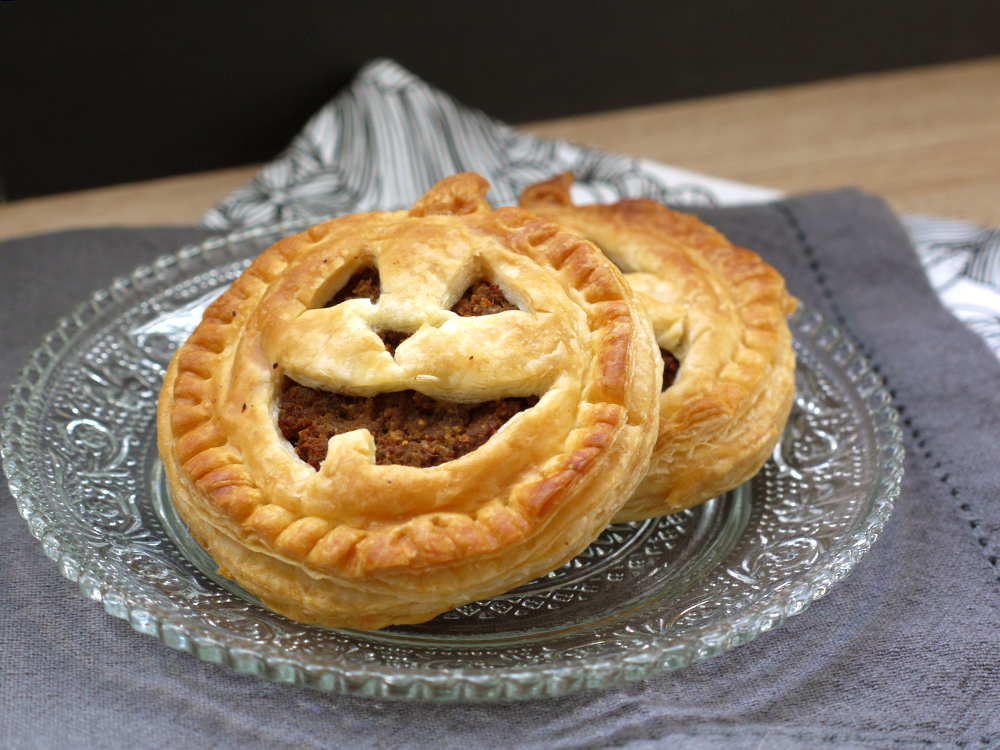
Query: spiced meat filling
451 281 517 316
278 384 539 469
661 348 680 390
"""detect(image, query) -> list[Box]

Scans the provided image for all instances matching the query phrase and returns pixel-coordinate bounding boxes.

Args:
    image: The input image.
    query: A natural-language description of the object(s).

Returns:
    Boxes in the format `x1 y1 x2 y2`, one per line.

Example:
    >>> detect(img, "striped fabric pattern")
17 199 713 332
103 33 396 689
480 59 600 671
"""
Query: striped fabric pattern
902 215 1000 358
203 59 1000 362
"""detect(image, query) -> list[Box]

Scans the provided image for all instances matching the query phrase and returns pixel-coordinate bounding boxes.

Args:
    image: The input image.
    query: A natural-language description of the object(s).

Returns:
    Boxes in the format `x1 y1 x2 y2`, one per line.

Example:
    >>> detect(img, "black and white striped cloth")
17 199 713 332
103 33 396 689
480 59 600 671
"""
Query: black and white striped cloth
901 215 1000 358
204 59 1000 362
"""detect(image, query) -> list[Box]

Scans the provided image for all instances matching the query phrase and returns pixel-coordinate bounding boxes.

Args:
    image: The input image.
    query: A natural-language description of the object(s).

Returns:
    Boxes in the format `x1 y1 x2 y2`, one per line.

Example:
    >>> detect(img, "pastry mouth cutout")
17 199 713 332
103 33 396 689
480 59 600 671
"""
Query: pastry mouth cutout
521 173 798 523
157 173 661 629
278 383 540 470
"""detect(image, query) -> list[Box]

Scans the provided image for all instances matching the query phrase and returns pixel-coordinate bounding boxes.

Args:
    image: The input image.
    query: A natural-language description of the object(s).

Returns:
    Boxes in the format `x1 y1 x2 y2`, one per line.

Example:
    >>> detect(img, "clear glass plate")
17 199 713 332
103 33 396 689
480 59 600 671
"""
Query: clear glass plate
1 222 903 701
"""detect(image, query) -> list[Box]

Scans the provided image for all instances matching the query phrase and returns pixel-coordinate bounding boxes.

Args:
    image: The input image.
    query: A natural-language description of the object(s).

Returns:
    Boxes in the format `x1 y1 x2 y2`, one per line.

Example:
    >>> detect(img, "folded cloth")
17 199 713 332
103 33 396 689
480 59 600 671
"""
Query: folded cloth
2 188 1000 749
201 59 780 231
903 214 1000 360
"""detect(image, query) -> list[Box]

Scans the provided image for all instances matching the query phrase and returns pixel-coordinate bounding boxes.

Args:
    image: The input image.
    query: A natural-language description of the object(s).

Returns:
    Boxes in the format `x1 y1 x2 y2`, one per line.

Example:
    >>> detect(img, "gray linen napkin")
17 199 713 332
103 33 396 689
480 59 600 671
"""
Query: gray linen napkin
2 188 999 748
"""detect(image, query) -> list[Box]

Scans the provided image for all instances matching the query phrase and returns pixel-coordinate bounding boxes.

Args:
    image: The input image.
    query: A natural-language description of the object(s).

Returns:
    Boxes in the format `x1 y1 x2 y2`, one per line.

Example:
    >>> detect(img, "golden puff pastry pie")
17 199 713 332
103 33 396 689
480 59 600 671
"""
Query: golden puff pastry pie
520 173 797 522
157 173 662 630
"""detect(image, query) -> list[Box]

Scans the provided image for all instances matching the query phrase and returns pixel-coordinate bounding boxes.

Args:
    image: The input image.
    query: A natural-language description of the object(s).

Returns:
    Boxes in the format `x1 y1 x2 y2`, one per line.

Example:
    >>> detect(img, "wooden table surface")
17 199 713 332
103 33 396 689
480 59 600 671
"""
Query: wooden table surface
2 56 998 242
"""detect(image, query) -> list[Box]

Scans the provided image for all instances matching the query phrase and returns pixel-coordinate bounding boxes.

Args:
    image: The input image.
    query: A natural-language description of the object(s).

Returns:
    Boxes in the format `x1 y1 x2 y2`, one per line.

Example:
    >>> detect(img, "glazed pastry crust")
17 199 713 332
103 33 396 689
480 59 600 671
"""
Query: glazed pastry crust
521 174 797 522
157 174 661 629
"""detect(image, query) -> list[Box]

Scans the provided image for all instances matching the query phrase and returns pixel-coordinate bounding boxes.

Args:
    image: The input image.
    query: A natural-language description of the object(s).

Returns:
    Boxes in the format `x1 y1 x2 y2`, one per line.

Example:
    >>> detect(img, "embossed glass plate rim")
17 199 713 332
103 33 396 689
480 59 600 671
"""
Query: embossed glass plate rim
1 220 904 701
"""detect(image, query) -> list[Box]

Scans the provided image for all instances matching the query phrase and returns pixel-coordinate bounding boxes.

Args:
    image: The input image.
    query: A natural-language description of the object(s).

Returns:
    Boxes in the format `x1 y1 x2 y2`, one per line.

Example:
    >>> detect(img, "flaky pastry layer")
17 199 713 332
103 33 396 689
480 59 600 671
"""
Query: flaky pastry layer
157 174 661 629
521 174 797 521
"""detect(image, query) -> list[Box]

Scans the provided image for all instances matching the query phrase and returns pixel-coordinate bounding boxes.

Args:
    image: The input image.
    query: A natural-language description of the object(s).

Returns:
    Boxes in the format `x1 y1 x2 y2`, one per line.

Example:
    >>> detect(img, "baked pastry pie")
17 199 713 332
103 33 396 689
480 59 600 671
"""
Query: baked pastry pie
157 173 661 629
521 174 797 522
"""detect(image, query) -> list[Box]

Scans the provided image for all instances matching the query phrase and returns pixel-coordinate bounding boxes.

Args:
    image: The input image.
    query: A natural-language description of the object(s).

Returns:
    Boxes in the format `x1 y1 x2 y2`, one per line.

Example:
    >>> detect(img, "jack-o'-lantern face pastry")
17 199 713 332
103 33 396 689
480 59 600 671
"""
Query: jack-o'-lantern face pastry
521 173 797 522
157 174 661 630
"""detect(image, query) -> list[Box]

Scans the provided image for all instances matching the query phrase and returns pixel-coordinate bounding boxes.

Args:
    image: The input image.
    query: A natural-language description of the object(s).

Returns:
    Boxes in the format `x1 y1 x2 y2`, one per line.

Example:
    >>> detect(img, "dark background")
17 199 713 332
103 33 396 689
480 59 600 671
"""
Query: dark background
2 0 999 202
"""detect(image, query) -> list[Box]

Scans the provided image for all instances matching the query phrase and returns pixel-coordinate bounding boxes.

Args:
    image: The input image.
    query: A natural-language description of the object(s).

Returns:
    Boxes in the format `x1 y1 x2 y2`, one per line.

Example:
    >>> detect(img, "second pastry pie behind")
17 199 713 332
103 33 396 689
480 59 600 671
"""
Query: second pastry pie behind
521 174 798 522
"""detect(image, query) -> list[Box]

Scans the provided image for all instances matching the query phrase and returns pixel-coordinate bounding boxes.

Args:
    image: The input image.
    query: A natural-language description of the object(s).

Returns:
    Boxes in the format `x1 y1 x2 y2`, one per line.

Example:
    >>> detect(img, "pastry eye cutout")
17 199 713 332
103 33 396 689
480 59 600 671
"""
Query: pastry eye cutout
323 266 414 356
158 173 661 629
451 280 519 317
278 383 539 470
446 253 526 318
323 264 381 307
